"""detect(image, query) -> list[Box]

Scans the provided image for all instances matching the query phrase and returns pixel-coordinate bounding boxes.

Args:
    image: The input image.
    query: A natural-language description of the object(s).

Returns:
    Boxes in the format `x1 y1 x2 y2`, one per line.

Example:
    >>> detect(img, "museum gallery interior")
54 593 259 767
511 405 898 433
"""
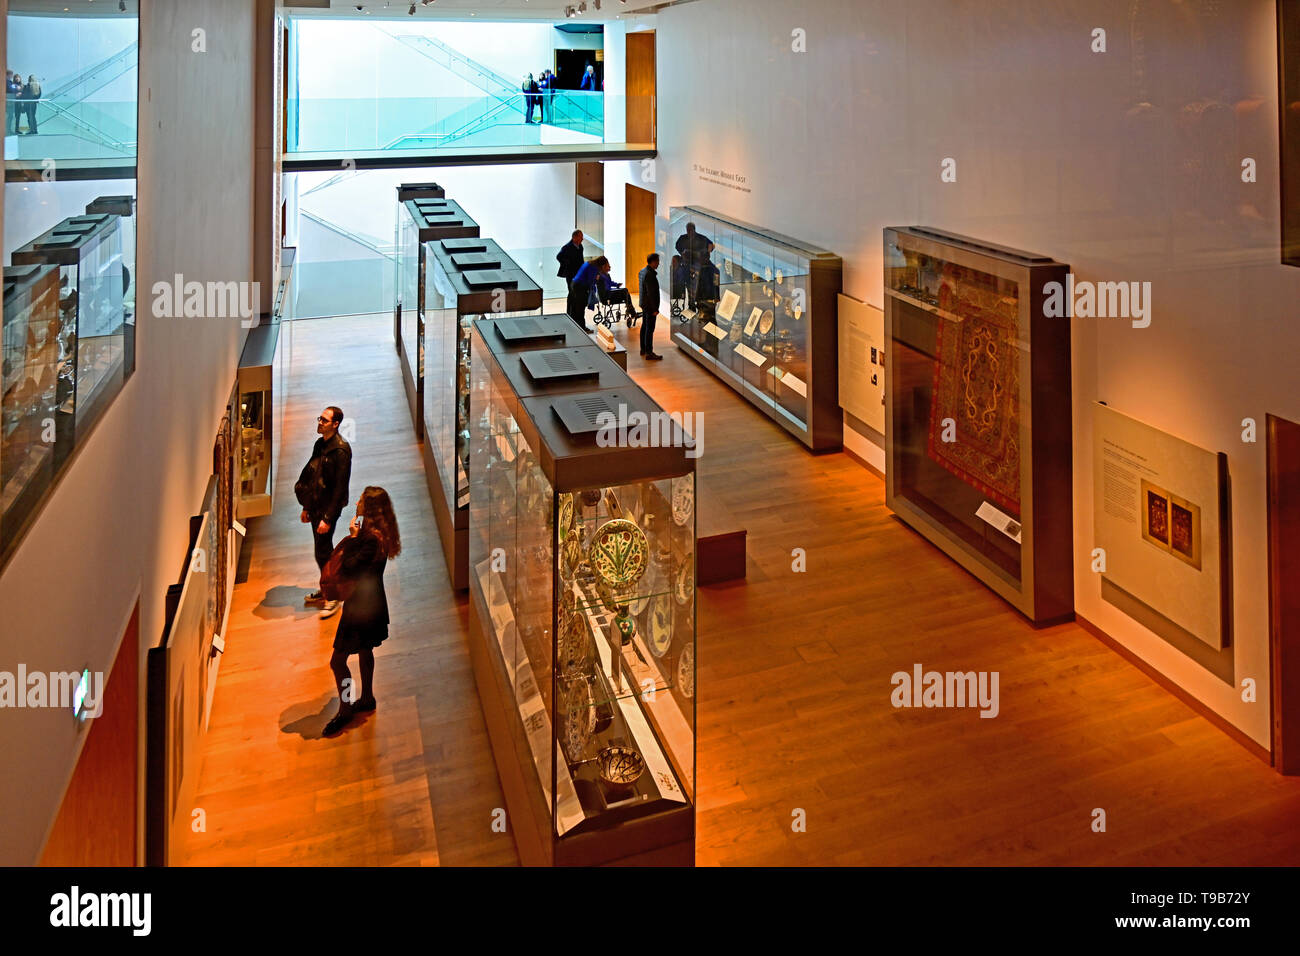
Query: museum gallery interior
2 0 1300 868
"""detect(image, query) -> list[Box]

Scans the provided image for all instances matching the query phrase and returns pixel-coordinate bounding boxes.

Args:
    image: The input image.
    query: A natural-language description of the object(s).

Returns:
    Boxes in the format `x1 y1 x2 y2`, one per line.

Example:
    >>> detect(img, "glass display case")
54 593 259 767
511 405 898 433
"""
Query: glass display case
12 213 128 444
662 205 843 452
2 264 63 559
392 182 445 354
422 238 542 591
85 195 137 376
394 192 479 439
237 316 284 519
884 226 1073 625
468 315 696 866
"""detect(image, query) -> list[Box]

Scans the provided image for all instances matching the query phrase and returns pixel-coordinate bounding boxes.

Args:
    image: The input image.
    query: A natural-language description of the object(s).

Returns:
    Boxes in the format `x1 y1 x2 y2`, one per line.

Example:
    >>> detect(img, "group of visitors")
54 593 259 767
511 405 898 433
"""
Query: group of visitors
6 70 40 135
555 230 664 360
521 63 599 125
521 69 557 124
295 406 401 738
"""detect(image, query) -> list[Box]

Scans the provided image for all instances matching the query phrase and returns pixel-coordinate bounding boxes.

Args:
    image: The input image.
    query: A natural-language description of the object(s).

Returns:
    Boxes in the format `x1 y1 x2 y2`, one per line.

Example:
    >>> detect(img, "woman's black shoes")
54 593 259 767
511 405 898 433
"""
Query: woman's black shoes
354 696 377 714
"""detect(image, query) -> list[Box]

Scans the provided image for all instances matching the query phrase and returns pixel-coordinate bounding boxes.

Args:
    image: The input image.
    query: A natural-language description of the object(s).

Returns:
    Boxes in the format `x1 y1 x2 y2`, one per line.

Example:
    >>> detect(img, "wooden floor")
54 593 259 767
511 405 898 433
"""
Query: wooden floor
183 310 1300 866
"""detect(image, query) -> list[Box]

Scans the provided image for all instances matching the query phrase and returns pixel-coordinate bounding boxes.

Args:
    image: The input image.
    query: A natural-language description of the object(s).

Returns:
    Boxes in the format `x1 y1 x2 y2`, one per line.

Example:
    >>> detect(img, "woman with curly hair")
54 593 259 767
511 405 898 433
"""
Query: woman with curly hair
323 486 401 737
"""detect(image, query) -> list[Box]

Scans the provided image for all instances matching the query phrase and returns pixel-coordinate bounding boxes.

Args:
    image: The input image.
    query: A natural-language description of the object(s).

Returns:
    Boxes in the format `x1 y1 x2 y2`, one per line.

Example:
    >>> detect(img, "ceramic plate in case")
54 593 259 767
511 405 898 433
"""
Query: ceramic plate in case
587 518 648 588
677 643 694 699
675 553 694 605
646 593 673 658
560 678 595 764
558 492 575 542
776 269 784 284
671 476 693 526
758 309 774 336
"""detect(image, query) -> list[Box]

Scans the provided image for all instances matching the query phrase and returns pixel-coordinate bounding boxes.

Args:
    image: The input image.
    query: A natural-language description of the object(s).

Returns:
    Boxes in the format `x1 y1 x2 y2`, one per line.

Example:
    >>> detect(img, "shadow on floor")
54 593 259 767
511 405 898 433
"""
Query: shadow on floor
254 584 322 621
281 693 375 741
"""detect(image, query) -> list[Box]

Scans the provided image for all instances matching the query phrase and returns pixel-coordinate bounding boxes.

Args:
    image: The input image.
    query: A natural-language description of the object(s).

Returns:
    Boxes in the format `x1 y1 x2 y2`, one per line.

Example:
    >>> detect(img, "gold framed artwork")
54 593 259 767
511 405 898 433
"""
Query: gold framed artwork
1093 403 1229 651
1140 479 1202 571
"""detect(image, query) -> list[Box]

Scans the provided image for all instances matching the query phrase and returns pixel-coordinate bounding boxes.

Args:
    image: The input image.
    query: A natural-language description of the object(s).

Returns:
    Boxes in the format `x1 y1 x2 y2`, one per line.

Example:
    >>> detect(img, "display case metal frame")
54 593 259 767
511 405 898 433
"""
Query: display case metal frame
394 193 480 440
467 315 697 866
665 205 843 452
423 239 542 591
883 226 1073 625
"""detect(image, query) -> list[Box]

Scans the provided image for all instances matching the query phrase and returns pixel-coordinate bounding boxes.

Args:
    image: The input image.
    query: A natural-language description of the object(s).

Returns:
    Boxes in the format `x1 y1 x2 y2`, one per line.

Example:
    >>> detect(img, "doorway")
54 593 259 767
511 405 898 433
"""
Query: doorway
626 30 656 143
625 183 656 295
554 49 602 91
1268 413 1300 774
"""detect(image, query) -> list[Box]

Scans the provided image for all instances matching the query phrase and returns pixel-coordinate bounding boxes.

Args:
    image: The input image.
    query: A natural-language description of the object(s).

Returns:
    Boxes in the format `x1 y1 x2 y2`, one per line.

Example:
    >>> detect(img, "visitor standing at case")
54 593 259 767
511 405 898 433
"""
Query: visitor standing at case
297 406 353 617
556 230 585 293
322 487 400 738
638 253 663 360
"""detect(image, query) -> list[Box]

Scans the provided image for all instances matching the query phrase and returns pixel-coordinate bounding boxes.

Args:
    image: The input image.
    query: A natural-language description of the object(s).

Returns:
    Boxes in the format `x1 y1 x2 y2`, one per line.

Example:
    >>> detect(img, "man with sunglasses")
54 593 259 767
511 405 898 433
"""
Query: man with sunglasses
296 406 353 618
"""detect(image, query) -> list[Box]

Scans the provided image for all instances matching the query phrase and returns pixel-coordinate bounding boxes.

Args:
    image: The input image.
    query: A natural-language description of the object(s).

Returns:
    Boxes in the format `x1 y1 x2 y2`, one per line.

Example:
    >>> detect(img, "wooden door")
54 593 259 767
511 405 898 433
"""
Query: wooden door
1269 413 1300 773
625 183 656 295
626 31 656 144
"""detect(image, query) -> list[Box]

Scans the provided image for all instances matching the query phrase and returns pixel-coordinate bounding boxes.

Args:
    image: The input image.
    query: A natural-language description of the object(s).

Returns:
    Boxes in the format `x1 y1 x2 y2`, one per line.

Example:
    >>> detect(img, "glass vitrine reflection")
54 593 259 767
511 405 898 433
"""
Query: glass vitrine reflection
1 264 63 547
663 206 834 449
11 215 127 442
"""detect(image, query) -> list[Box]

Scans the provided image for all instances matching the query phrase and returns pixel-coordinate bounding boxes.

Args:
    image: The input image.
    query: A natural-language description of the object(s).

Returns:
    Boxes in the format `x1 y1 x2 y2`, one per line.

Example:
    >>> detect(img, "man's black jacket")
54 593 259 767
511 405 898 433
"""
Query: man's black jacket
297 433 352 524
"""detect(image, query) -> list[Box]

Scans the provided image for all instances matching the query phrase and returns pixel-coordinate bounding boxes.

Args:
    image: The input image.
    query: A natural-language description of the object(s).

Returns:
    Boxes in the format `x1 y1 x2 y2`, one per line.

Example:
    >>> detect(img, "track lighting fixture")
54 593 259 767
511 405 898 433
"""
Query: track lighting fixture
408 3 415 13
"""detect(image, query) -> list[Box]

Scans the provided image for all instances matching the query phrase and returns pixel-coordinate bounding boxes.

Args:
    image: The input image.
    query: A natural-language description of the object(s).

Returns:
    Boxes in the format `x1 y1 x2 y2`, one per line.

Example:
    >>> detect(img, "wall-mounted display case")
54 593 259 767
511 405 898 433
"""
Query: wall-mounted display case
467 315 696 866
884 227 1073 625
663 205 843 452
395 193 480 438
2 264 63 559
423 238 542 590
236 249 295 520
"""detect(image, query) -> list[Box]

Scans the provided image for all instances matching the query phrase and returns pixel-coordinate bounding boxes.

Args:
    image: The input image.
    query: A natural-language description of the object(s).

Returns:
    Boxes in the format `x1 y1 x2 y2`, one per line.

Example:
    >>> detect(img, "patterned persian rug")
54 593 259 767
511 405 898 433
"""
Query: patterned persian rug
926 297 1022 514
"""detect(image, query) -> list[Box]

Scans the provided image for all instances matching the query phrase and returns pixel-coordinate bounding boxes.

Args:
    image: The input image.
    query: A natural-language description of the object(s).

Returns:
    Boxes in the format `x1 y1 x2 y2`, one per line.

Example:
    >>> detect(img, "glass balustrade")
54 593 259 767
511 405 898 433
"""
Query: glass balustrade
284 92 646 154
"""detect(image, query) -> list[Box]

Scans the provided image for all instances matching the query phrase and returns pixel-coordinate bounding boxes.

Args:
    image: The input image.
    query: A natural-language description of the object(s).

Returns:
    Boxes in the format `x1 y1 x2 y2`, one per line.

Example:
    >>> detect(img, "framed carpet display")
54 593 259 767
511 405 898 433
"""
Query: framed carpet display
1093 403 1230 659
883 227 1073 626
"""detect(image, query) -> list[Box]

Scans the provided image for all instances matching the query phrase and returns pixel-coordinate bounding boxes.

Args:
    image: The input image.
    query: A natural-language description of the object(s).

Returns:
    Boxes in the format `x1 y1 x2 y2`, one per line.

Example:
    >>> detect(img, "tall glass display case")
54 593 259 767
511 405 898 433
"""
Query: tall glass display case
884 227 1073 625
663 206 843 452
468 315 696 866
2 264 63 559
392 182 445 352
394 193 479 439
11 213 127 457
85 195 136 376
423 238 542 590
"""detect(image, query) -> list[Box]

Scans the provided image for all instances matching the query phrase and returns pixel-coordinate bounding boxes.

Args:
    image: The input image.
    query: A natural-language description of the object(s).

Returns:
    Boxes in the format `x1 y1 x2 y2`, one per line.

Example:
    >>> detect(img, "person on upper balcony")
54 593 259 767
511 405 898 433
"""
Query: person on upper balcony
580 64 598 92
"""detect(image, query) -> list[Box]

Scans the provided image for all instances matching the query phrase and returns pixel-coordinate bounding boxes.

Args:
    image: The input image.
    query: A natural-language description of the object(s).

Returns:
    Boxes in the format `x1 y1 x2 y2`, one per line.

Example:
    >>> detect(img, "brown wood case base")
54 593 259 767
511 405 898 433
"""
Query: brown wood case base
421 436 467 591
468 581 695 866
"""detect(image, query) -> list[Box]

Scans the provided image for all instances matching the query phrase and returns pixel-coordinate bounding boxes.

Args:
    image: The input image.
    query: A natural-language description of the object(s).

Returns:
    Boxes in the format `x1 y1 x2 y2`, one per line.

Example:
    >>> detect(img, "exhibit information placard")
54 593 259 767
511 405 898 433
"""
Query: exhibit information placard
1092 403 1227 649
837 294 885 434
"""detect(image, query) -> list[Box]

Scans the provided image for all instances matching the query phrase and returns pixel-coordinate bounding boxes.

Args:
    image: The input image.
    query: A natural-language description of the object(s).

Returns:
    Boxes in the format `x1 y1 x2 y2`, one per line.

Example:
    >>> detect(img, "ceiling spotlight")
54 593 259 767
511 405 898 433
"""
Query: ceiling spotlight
408 2 415 12
119 0 126 10
594 0 601 9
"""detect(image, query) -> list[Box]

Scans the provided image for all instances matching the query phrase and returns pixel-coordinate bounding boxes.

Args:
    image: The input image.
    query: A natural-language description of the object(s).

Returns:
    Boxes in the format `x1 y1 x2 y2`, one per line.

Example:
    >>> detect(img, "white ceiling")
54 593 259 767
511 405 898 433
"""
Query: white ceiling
281 0 676 23
6 0 682 20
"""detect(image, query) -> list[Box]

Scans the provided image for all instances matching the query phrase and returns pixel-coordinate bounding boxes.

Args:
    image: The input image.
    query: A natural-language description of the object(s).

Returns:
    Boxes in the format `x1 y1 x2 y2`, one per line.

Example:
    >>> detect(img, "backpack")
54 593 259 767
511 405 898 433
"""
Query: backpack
295 456 323 510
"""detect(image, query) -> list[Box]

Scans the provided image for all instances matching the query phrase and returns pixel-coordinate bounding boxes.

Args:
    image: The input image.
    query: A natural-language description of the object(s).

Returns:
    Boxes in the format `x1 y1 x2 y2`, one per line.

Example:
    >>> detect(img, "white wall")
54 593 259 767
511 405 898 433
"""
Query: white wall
652 0 1300 747
0 0 256 864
